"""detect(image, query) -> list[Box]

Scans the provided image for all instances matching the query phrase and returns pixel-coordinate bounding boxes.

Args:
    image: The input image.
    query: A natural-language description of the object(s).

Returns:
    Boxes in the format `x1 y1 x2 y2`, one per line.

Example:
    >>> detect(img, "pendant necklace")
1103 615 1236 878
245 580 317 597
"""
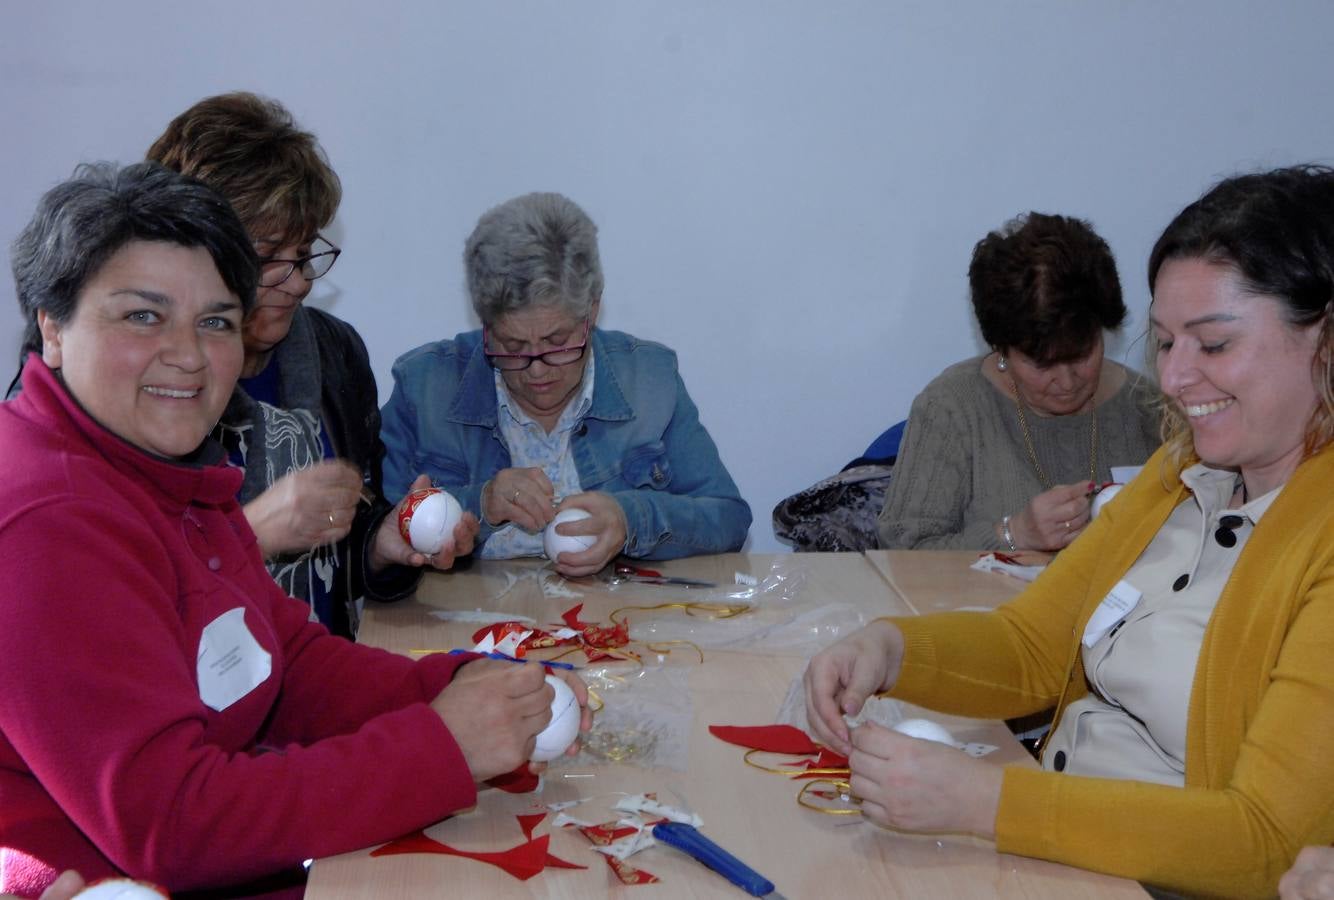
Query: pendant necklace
1010 379 1097 489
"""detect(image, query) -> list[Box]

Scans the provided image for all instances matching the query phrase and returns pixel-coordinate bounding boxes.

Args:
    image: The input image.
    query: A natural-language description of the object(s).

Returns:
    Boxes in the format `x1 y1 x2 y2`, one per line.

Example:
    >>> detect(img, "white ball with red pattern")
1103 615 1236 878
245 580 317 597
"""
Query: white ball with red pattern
402 489 463 555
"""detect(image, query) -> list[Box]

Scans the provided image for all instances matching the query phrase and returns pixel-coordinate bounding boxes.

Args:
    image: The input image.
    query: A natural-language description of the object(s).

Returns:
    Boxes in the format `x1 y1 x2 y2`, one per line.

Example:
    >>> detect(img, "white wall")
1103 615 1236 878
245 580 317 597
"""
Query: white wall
4 1 1332 551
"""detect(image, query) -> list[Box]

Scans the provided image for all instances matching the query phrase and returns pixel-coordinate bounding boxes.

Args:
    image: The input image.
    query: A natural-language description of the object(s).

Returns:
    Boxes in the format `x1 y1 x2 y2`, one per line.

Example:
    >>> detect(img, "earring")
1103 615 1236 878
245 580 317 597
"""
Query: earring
996 355 1008 372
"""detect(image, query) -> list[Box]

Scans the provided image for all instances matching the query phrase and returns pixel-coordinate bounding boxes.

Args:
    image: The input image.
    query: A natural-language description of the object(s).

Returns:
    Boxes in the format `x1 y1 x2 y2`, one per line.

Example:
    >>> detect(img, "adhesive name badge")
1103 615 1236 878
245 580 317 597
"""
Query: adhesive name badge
196 607 273 712
1081 580 1143 648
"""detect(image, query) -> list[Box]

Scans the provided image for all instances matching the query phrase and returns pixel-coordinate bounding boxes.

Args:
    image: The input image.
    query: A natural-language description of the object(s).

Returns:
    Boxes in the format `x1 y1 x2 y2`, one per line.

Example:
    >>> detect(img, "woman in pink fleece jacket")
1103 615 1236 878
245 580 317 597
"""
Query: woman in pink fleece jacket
0 162 588 898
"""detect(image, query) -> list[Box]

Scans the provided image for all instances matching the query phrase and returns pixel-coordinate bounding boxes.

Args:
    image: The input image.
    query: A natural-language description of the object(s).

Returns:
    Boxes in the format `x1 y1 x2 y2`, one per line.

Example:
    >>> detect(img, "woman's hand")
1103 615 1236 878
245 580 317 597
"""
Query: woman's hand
547 492 627 577
430 659 554 781
243 459 364 557
483 467 556 532
804 619 905 756
1281 847 1334 899
848 723 1002 837
370 475 479 573
1010 481 1094 551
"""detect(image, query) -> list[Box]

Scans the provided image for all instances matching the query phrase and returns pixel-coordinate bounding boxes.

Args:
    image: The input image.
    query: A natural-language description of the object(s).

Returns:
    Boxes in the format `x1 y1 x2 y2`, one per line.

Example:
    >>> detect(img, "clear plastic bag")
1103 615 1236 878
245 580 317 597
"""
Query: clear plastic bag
566 663 692 772
614 559 870 656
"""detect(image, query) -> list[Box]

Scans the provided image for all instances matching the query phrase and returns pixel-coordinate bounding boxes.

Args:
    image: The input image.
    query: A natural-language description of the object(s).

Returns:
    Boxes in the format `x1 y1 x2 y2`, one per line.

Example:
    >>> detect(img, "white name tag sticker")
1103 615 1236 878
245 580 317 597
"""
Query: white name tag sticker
197 607 273 712
1082 580 1143 648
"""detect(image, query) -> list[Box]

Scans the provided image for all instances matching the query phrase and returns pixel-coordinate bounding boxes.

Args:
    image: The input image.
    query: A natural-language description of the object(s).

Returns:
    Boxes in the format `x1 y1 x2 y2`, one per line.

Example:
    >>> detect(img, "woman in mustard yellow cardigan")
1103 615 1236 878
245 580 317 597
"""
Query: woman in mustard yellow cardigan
806 165 1334 899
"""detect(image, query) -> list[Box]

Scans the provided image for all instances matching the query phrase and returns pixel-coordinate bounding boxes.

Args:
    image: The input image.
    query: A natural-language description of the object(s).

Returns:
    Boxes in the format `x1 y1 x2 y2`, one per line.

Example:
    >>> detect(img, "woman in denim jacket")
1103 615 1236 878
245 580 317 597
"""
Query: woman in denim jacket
381 192 751 577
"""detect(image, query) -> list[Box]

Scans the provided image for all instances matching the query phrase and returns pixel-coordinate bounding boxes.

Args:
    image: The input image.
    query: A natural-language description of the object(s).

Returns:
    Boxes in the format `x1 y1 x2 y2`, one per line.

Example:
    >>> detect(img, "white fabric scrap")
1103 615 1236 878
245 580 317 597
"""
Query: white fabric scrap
428 609 536 625
612 794 702 827
552 811 597 828
971 553 1045 583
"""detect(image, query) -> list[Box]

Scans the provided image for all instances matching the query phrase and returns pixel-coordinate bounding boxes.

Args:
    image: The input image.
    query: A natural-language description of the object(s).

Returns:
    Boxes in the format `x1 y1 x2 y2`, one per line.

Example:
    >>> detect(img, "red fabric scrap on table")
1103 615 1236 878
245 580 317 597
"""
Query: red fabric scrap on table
485 766 541 794
603 854 659 885
517 813 546 840
708 724 823 755
787 746 850 776
576 822 642 845
370 829 551 881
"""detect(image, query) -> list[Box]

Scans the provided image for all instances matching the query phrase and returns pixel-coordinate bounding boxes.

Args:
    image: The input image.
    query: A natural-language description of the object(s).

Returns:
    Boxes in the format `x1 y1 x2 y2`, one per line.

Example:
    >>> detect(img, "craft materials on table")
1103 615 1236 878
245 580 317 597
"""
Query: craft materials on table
971 551 1047 582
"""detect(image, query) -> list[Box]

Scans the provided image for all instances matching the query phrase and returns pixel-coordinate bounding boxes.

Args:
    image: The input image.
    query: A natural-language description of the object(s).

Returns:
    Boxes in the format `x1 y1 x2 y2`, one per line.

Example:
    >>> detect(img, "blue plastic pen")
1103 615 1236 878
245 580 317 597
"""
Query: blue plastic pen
446 649 579 670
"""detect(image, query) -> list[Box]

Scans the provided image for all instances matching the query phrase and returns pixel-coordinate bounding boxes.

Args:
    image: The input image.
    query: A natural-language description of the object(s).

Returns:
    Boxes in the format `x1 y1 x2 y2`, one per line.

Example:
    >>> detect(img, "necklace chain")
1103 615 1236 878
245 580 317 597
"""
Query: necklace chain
1010 378 1097 489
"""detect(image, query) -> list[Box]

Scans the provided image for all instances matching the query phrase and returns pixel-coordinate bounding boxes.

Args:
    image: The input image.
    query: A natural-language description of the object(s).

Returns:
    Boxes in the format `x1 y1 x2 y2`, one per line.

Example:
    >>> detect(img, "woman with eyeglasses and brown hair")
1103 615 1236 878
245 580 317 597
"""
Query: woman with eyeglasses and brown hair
148 92 477 637
380 191 751 577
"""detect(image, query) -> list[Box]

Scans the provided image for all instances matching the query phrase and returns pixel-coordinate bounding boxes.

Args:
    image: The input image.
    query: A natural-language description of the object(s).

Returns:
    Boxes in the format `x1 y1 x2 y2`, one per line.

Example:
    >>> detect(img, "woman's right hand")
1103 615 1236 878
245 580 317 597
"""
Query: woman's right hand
243 459 364 557
429 659 558 781
482 467 556 532
1010 481 1094 551
1281 847 1334 899
804 619 905 756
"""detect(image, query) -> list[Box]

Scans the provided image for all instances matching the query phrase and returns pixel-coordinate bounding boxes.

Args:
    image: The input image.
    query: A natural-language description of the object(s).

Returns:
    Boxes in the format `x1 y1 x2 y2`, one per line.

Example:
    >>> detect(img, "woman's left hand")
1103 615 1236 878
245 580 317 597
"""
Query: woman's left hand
369 475 480 573
548 491 627 577
848 723 1002 837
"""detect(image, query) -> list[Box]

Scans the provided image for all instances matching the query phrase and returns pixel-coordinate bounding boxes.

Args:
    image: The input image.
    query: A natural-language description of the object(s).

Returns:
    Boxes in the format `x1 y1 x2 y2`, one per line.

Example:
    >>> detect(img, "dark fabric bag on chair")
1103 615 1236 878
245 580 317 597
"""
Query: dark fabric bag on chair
772 458 894 552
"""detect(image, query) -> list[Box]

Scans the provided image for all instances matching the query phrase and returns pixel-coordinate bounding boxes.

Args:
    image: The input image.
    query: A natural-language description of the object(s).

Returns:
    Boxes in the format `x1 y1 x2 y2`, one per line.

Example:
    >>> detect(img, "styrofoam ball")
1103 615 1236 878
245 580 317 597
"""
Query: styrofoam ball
531 674 581 762
397 488 463 554
543 508 596 561
75 879 169 899
891 718 955 745
1090 483 1124 519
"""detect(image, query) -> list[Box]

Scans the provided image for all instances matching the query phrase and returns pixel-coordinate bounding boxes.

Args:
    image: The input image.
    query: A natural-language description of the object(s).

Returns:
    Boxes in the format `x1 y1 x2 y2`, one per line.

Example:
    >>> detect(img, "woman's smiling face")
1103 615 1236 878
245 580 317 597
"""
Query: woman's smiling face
1152 256 1321 489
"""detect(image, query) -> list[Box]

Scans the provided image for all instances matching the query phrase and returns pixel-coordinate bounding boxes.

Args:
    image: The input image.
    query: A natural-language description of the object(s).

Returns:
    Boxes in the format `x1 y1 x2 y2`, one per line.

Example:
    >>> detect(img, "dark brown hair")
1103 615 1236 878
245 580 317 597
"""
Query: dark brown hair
968 212 1125 365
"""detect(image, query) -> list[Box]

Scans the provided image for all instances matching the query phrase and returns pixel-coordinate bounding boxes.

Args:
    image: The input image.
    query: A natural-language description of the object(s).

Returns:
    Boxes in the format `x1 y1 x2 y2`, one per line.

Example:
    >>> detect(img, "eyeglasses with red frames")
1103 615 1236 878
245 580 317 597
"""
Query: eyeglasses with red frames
483 318 590 371
256 234 341 288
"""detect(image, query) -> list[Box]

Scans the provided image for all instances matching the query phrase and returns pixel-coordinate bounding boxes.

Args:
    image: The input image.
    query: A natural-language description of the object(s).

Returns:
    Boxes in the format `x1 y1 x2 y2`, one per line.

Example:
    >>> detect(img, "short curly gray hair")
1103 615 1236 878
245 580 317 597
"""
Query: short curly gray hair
464 192 603 326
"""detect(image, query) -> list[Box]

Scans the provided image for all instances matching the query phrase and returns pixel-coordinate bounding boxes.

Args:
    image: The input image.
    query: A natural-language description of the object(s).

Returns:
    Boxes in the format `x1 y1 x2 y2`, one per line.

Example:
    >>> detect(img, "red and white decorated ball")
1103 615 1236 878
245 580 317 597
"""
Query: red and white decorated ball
397 487 464 555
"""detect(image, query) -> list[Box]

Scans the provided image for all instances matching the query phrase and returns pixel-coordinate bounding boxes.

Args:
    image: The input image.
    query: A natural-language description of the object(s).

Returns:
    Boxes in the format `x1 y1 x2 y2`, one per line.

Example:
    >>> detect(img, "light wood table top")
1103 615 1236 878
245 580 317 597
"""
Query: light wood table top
305 554 1143 899
863 549 1033 615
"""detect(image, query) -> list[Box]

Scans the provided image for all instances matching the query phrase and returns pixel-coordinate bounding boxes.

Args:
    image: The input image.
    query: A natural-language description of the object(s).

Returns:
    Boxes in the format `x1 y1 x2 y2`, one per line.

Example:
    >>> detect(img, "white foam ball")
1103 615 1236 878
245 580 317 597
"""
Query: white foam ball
891 717 955 745
399 488 463 554
75 880 168 899
1090 483 1124 519
531 674 581 762
543 508 596 561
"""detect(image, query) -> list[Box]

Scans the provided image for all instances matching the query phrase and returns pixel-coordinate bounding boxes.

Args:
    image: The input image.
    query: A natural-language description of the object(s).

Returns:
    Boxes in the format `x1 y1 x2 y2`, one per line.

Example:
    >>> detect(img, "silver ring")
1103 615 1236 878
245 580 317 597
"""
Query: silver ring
511 488 521 504
328 512 337 527
1063 520 1070 531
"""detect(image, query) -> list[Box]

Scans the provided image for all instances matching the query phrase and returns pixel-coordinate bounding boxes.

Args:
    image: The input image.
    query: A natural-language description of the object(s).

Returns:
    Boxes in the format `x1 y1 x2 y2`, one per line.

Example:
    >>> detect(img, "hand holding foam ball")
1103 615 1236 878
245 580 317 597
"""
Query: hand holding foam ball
1090 483 1124 519
543 508 596 561
531 674 581 762
397 488 464 555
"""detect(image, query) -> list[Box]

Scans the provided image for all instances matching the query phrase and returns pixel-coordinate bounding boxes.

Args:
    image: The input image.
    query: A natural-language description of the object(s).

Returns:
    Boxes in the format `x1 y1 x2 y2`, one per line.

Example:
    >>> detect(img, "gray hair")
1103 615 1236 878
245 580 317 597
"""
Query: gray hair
464 192 604 325
11 161 258 362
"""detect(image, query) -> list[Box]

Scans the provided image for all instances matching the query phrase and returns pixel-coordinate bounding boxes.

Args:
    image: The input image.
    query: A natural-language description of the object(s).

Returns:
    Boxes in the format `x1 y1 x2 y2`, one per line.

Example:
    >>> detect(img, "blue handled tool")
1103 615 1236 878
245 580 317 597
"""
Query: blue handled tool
446 649 579 670
653 822 787 898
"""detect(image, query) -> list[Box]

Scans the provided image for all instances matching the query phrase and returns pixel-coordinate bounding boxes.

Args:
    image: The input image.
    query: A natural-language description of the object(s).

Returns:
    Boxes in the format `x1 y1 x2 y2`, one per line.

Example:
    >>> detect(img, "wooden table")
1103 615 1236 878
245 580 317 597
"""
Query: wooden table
864 549 1031 614
306 554 1144 899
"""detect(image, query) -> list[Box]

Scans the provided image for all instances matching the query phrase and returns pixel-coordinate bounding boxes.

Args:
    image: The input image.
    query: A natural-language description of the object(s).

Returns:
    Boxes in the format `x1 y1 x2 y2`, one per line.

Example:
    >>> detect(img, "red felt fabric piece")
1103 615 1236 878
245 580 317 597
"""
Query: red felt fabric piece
485 766 541 794
708 724 822 755
516 813 546 840
370 830 551 881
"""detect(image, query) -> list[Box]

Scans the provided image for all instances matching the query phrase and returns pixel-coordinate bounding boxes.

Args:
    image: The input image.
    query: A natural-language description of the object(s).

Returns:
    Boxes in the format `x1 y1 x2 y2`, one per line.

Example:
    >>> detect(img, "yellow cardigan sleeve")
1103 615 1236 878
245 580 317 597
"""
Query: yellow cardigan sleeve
884 446 1334 898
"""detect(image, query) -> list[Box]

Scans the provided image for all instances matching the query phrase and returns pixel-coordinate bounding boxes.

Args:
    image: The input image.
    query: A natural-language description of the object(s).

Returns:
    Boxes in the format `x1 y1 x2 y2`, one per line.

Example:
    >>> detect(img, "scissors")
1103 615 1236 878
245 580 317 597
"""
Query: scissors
610 563 717 588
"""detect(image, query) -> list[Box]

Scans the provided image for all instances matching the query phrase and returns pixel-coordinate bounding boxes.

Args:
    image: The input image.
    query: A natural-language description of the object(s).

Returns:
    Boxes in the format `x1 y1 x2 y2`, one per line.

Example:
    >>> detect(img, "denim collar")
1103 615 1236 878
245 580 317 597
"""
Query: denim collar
447 327 634 428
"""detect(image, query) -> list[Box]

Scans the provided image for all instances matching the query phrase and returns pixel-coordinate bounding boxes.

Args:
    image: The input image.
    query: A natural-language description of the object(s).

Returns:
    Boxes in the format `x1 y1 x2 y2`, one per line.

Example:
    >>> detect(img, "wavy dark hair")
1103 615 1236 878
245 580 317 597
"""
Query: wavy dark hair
1148 164 1334 466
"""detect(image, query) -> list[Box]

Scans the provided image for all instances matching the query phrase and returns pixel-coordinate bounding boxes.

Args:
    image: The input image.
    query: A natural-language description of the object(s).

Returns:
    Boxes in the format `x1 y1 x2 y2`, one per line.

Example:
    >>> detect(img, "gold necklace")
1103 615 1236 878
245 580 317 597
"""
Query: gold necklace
1010 379 1097 489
